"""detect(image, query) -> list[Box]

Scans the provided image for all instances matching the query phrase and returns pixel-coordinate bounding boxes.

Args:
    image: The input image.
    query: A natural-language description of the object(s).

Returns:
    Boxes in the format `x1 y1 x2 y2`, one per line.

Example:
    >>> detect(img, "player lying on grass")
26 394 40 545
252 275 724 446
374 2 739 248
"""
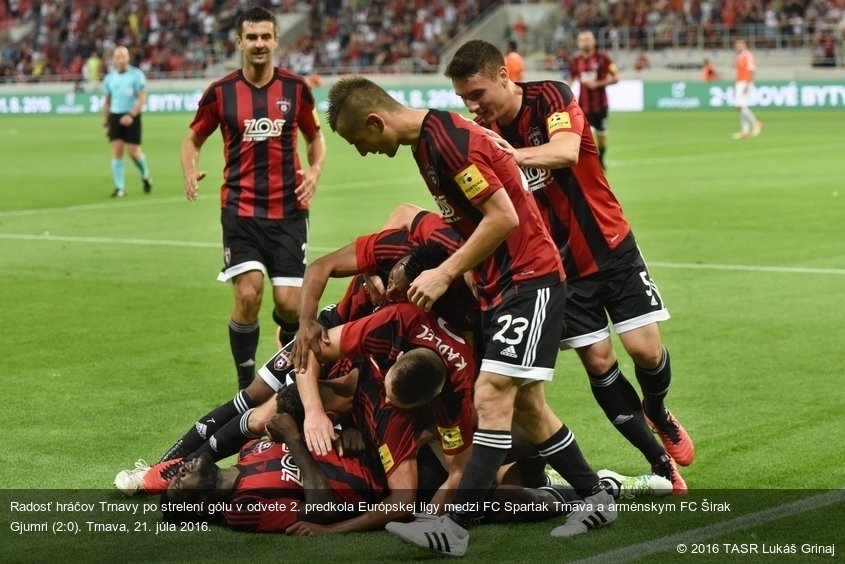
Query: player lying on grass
158 382 671 534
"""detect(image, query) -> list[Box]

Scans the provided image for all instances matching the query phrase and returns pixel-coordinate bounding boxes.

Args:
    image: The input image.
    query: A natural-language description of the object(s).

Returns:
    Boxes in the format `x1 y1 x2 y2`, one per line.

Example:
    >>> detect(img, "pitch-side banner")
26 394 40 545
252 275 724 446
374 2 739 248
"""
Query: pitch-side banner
644 80 845 109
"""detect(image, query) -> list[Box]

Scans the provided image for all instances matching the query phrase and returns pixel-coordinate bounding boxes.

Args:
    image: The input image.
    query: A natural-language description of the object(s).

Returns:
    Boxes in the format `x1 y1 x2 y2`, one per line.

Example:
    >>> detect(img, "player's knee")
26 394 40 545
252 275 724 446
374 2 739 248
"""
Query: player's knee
235 286 263 315
244 378 274 405
247 400 276 435
630 345 665 370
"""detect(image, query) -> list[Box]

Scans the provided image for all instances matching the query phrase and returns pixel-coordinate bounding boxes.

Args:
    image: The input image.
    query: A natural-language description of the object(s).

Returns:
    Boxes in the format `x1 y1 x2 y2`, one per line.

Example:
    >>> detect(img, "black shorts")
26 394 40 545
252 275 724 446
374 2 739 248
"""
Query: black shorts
107 113 142 144
479 275 566 382
217 214 308 286
584 109 609 135
560 243 670 349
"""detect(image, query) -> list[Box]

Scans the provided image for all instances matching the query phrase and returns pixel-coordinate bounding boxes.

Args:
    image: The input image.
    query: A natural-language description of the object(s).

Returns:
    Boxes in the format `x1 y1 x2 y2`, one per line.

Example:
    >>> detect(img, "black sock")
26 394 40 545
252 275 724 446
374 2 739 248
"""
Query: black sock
190 409 261 462
635 347 671 423
515 454 548 489
448 429 511 529
272 310 299 346
229 319 259 390
589 363 665 464
599 147 606 169
537 425 599 498
158 390 256 463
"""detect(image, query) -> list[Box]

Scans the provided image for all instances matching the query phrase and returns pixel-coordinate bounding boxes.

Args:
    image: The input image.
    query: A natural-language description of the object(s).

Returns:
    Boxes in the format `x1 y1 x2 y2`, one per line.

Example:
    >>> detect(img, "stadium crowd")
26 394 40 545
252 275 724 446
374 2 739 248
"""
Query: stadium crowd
2 0 842 82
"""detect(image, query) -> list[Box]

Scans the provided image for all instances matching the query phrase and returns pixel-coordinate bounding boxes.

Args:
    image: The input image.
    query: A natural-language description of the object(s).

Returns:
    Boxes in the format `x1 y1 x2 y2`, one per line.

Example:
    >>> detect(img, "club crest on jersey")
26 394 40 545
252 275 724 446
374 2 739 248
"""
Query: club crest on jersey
433 195 458 222
249 440 275 456
243 117 285 142
276 97 291 114
425 165 439 189
274 349 291 371
527 126 544 146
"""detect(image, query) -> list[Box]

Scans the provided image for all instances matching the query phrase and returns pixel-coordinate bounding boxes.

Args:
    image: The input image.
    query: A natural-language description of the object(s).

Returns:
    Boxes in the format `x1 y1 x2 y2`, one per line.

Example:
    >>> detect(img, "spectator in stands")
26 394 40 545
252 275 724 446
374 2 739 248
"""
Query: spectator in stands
701 57 719 81
504 39 524 81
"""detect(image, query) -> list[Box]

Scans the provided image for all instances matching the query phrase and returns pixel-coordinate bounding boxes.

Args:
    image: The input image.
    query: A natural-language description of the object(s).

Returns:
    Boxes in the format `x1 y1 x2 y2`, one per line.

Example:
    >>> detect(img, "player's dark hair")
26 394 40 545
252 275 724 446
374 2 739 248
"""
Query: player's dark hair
236 6 277 37
507 40 518 53
326 76 402 131
402 242 450 282
390 348 447 407
445 40 504 80
276 379 306 425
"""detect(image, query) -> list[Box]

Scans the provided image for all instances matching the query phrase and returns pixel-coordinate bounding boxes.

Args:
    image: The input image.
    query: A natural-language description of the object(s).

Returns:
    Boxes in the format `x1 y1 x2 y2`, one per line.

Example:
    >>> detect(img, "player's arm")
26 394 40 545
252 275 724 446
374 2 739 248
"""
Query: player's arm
601 59 620 88
428 447 471 508
102 89 111 133
128 87 146 119
299 325 344 455
382 203 429 230
408 189 518 311
293 244 359 369
265 412 342 524
180 129 208 201
510 131 581 169
295 129 326 207
287 457 419 535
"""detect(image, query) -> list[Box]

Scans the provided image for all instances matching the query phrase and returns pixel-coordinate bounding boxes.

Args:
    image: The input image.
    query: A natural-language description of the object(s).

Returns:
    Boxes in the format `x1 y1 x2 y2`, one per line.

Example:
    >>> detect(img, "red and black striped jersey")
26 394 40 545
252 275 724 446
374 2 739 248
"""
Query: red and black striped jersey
354 211 463 279
569 52 616 113
222 439 385 532
190 68 320 219
486 81 633 278
413 110 563 310
341 303 476 461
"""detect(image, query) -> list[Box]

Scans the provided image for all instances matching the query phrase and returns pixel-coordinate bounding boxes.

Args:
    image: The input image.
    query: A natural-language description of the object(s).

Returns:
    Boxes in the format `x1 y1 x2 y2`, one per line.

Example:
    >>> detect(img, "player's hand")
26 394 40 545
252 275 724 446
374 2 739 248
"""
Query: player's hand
364 273 386 306
582 80 598 90
183 171 206 201
408 268 450 312
337 427 366 457
291 319 328 370
303 411 337 456
265 412 300 443
482 128 518 155
119 114 134 127
286 521 330 536
295 167 319 207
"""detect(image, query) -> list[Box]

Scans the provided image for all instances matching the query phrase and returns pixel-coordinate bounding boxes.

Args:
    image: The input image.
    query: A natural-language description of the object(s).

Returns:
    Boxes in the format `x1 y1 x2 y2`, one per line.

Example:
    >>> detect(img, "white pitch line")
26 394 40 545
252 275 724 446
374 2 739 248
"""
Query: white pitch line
3 233 844 276
649 261 845 276
0 233 337 253
571 489 845 564
612 142 845 167
0 176 421 218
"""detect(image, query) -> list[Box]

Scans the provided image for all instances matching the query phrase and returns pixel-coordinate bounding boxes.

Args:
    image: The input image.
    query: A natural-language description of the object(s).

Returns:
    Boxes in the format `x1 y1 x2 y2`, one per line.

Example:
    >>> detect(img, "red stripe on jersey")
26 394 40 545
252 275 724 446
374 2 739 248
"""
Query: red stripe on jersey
569 53 613 113
491 81 631 279
341 303 476 455
189 69 319 220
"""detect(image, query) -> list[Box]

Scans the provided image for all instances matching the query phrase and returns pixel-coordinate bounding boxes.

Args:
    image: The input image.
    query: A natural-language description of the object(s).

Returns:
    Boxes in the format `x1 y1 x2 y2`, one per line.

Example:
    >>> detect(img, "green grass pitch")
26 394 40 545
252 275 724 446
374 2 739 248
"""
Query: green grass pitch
0 109 843 562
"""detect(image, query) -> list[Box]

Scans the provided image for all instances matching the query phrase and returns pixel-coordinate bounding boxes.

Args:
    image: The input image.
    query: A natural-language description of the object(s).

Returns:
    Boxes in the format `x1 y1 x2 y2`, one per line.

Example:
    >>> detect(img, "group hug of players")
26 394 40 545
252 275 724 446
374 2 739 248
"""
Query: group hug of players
115 34 695 556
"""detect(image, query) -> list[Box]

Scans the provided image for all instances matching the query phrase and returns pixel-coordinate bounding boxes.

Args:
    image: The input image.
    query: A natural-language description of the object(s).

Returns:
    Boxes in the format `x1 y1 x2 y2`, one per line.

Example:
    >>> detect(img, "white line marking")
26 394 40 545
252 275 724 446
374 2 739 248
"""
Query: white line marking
4 233 843 275
649 261 845 276
613 142 845 167
571 489 845 564
0 177 421 218
0 233 336 253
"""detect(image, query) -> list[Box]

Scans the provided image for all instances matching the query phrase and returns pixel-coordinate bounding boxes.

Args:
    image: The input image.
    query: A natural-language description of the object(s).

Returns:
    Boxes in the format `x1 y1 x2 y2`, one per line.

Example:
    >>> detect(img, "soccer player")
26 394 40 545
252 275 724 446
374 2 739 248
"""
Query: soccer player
732 39 763 140
102 45 152 198
162 411 387 532
180 6 327 390
568 31 618 169
444 39 693 495
322 77 614 556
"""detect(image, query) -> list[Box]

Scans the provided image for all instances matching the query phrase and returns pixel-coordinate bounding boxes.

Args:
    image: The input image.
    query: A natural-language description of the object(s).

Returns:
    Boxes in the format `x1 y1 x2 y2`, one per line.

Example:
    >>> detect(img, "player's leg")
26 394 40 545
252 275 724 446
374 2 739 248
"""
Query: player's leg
218 216 269 389
124 115 151 191
607 246 693 480
109 135 125 197
229 270 264 389
592 110 609 169
267 216 308 347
